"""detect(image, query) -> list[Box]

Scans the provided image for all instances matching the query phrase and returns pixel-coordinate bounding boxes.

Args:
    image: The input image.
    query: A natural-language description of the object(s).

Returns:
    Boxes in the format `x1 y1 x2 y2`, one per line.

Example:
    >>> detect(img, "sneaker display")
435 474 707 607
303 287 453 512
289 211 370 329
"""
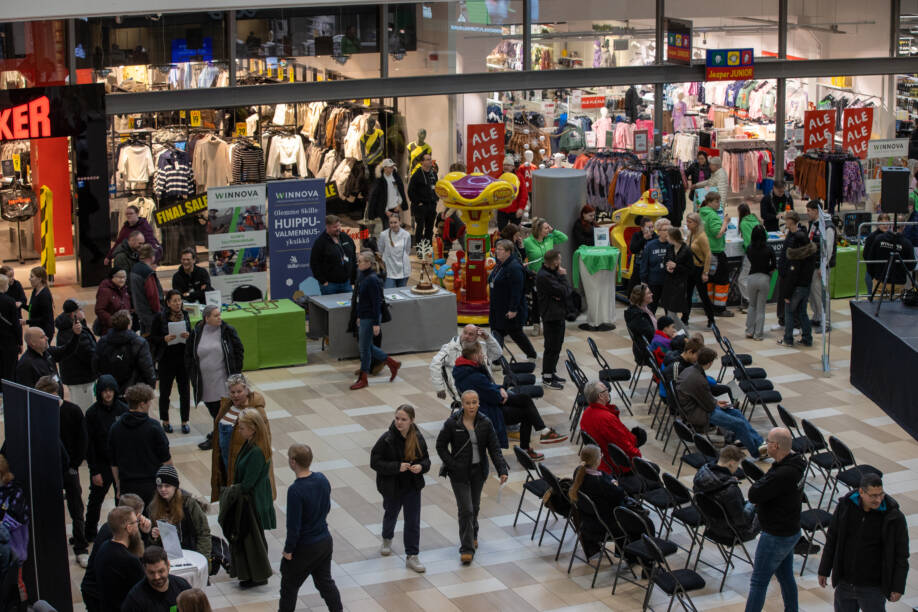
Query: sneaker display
539 429 568 444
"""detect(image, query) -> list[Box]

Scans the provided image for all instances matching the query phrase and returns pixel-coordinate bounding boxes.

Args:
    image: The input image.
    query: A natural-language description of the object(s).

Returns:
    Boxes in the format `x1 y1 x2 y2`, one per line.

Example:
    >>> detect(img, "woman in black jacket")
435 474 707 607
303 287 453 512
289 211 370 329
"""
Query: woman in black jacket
350 251 399 390
568 444 626 558
26 265 54 341
151 290 192 433
660 227 693 330
367 159 408 229
624 283 656 365
571 204 597 250
535 249 570 388
489 239 537 360
685 151 711 203
370 405 430 573
436 390 509 565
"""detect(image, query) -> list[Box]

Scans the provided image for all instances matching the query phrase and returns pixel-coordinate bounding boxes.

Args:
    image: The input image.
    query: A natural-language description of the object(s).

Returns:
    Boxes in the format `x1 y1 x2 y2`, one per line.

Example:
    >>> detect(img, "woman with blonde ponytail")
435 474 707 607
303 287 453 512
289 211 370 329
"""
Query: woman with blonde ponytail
370 405 430 573
569 444 626 558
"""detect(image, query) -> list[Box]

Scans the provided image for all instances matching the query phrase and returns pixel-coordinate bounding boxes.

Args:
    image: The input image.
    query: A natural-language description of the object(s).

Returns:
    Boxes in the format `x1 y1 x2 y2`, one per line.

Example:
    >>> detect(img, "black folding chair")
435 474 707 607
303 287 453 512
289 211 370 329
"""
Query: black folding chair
798 489 832 576
565 359 588 436
570 490 621 587
710 323 754 383
739 458 765 484
692 433 718 466
777 405 816 455
606 443 647 498
641 534 706 612
692 493 756 592
625 324 648 399
536 463 574 560
672 420 709 477
724 337 779 426
826 436 883 510
511 446 550 539
801 419 843 507
661 473 704 565
586 336 633 413
632 458 679 537
612 507 678 599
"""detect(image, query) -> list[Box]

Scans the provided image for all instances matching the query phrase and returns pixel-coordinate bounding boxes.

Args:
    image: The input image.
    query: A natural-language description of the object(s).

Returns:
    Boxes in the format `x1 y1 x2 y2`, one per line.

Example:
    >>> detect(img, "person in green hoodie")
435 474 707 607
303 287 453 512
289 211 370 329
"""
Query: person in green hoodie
737 202 764 313
698 192 733 316
523 218 568 273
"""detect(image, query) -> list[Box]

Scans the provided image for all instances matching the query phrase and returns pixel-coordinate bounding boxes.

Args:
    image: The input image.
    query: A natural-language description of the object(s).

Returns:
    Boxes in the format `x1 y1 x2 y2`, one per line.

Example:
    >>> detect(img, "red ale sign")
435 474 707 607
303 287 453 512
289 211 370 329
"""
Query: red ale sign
841 107 873 159
0 96 51 141
580 95 606 109
466 123 506 178
803 109 836 151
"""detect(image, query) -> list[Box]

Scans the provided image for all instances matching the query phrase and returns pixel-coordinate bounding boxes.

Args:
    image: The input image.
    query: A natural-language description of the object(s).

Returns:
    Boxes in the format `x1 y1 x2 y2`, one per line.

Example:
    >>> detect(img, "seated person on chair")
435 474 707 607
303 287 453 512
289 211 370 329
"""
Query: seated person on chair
452 342 566 462
430 324 504 400
693 444 759 541
568 444 627 558
579 380 646 474
662 335 735 405
676 347 765 458
648 316 686 366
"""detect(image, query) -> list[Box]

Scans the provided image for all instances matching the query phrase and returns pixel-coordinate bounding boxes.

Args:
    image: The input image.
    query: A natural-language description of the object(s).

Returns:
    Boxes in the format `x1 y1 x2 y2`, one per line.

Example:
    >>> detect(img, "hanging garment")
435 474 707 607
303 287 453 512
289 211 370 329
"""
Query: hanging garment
232 144 266 183
361 128 385 166
154 159 195 200
117 144 156 190
265 135 308 178
192 135 232 190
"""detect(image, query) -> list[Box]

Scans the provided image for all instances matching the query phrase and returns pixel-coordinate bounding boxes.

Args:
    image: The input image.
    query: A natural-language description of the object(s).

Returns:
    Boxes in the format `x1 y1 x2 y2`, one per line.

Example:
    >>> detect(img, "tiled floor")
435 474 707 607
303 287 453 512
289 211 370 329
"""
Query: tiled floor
10 259 918 611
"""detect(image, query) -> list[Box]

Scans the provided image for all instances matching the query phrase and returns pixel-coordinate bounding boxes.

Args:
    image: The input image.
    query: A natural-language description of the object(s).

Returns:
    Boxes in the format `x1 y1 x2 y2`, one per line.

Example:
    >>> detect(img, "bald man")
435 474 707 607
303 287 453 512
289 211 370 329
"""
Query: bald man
430 324 504 399
745 427 807 612
15 324 82 389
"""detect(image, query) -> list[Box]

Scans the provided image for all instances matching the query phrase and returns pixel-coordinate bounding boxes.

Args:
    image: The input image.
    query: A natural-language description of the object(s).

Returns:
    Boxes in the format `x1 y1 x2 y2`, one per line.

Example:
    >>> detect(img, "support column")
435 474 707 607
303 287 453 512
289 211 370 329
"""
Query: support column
227 10 236 86
653 0 664 156
379 4 389 79
523 0 532 72
889 0 900 137
774 0 788 181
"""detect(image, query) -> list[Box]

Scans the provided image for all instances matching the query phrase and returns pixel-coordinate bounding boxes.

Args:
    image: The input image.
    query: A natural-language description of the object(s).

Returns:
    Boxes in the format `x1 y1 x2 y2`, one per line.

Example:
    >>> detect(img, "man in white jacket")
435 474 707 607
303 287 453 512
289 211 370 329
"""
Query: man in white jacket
805 200 836 331
430 324 503 400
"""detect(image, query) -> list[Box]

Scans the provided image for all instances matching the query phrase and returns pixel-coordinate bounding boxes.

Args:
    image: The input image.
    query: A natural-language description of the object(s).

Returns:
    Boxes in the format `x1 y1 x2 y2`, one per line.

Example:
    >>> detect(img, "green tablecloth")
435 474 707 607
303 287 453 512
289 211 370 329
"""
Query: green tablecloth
829 245 859 299
572 246 620 289
191 299 306 370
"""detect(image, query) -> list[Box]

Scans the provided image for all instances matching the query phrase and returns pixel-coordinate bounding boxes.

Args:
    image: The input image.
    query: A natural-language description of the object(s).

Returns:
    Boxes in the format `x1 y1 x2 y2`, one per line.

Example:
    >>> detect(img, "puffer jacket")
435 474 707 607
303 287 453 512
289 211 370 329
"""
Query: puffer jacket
147 490 212 560
435 410 508 484
94 278 132 335
692 464 757 541
370 422 431 499
54 313 97 385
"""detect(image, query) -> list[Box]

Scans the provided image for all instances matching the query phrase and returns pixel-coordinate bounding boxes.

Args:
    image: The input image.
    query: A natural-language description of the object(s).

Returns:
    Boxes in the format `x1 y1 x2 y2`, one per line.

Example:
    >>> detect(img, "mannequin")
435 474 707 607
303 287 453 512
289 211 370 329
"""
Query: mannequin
594 107 613 149
600 39 615 68
592 40 602 68
497 154 525 230
361 116 385 167
673 92 687 132
407 129 432 175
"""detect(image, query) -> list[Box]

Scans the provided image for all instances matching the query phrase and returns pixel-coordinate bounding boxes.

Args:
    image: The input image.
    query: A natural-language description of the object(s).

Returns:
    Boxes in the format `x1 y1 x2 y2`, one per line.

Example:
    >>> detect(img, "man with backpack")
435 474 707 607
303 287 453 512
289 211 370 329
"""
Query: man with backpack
93 309 156 394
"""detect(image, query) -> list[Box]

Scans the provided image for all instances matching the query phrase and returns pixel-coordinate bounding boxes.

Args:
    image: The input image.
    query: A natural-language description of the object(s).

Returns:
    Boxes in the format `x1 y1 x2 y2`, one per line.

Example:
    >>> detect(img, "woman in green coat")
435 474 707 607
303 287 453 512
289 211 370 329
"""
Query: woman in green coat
235 408 277 532
737 202 764 311
523 218 568 272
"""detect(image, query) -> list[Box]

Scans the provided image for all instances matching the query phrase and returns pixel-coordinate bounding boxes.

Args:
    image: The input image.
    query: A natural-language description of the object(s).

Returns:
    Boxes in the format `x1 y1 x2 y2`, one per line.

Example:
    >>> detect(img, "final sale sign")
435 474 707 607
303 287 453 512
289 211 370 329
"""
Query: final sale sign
841 107 874 159
467 123 506 178
803 109 836 151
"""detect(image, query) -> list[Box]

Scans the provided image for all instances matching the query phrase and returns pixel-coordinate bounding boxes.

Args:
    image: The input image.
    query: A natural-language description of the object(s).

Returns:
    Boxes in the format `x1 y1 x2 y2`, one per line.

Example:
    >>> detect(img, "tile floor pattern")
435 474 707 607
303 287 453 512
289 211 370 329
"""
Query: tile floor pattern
22 274 918 611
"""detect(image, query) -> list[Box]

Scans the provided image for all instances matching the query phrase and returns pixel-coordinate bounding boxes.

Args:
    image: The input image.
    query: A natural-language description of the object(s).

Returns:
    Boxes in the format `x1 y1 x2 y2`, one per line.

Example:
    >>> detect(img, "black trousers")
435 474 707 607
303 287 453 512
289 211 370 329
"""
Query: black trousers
279 536 342 612
497 210 517 230
775 274 786 324
492 326 537 360
158 356 190 422
541 320 565 376
413 204 437 245
64 468 88 553
502 394 546 449
120 478 156 508
85 466 115 540
648 284 664 314
686 266 716 324
204 400 222 419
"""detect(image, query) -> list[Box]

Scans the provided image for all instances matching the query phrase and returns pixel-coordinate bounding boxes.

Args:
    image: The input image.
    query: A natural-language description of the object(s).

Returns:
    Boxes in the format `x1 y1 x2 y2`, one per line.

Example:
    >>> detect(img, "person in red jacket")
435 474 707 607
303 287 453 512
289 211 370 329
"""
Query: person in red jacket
579 380 646 474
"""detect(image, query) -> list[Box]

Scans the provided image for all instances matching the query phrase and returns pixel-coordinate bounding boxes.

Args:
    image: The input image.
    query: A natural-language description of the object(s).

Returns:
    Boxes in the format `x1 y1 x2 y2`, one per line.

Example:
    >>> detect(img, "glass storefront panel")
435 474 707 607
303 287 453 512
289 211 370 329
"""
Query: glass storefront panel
0 20 69 89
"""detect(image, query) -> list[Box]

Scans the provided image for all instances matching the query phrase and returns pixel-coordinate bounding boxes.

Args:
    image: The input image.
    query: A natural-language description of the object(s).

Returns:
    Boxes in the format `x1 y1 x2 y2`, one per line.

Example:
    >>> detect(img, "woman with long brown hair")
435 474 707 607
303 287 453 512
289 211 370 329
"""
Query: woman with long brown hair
684 212 716 328
370 404 430 573
26 265 54 341
568 444 626 558
146 465 211 559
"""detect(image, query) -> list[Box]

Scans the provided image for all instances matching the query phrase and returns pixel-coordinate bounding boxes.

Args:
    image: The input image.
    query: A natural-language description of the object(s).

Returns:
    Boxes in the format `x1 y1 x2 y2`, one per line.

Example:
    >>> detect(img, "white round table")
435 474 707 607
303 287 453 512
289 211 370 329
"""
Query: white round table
170 550 209 589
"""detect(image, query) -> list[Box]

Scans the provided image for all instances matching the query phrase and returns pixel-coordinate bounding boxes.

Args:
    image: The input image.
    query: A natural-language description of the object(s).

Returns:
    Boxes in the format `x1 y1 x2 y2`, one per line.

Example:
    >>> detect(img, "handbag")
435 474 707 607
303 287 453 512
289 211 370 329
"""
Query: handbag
0 188 38 223
380 298 392 323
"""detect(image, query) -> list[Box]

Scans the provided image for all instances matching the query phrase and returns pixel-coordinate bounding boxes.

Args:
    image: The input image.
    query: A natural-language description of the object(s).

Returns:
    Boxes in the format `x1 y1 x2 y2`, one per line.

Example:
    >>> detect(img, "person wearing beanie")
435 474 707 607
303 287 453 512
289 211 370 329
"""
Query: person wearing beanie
54 299 97 409
147 465 212 560
84 375 128 542
648 316 678 365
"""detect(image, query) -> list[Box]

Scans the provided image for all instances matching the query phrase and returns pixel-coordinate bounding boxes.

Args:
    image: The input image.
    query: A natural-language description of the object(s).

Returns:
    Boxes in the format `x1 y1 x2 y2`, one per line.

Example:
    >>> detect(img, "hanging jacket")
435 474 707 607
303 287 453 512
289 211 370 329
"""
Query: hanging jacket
217 484 273 583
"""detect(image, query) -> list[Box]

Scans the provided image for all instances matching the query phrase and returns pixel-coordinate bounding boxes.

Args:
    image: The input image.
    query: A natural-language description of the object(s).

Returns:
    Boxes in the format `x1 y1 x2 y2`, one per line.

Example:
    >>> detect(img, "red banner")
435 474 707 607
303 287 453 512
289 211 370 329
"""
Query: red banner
842 107 874 159
803 109 836 151
466 123 506 178
580 95 606 109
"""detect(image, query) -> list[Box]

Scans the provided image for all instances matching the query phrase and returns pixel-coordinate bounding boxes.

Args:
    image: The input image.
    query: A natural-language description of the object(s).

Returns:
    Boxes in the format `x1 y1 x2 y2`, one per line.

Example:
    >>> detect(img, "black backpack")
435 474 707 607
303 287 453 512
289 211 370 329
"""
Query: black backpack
209 535 232 575
100 340 135 388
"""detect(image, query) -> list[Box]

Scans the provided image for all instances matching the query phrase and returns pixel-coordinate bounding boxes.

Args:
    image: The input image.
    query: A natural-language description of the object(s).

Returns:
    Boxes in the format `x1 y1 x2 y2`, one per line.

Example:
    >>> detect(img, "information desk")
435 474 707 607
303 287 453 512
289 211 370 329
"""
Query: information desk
572 246 620 328
307 287 458 360
190 299 306 370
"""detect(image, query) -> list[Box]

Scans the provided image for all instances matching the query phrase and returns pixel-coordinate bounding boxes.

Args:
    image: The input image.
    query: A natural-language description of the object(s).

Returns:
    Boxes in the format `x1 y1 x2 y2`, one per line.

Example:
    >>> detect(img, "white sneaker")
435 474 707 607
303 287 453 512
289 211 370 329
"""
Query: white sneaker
380 538 392 556
76 553 89 568
406 555 426 573
770 323 784 331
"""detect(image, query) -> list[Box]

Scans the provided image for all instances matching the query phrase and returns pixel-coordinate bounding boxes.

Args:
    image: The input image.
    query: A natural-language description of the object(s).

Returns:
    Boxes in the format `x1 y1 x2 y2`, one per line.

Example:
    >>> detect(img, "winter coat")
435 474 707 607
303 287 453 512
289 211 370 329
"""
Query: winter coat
234 441 276 530
0 293 21 350
648 331 673 366
85 375 128 476
355 270 384 324
54 313 97 385
429 333 503 394
779 231 818 296
368 172 408 221
435 410 508 484
488 254 528 332
639 237 668 287
407 166 438 208
451 357 508 448
579 402 641 474
210 392 273 503
94 278 132 336
217 484 272 583
523 230 568 272
747 452 807 536
624 305 655 364
309 231 357 286
660 242 693 314
93 328 156 391
692 464 757 541
171 265 213 304
14 331 79 388
186 321 244 404
110 240 140 276
536 265 570 322
129 261 163 335
370 422 431 499
147 490 212 560
107 218 162 261
26 286 54 341
818 490 909 598
149 309 191 363
571 220 596 249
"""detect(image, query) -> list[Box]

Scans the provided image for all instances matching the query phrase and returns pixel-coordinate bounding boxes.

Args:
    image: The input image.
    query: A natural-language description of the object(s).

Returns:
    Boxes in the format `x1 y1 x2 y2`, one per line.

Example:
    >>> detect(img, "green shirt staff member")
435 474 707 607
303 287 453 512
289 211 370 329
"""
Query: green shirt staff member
523 218 568 272
697 191 733 315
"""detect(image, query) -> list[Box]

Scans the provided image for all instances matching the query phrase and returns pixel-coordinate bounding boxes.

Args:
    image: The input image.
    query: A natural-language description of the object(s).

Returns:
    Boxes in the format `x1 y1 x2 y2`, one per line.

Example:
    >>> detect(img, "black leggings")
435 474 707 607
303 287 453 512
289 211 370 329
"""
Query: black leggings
158 352 190 422
502 394 546 449
493 326 537 360
685 266 716 324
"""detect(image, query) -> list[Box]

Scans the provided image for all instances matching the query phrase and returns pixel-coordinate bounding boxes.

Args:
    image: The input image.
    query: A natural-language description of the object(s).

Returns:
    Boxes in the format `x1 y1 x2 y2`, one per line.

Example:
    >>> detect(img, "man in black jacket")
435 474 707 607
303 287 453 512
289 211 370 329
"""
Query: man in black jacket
817 473 908 610
0 274 21 387
310 215 357 295
93 310 156 393
693 445 758 542
535 249 570 390
779 218 817 347
745 427 807 612
407 152 439 245
15 322 81 388
54 299 97 409
760 182 793 232
108 383 171 505
84 375 128 541
94 506 145 612
35 375 89 566
122 546 191 611
172 247 213 304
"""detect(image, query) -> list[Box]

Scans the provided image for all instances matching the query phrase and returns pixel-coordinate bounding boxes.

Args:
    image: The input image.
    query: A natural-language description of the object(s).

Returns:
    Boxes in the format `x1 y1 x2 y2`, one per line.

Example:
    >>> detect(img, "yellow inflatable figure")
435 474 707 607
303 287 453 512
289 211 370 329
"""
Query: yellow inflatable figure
610 189 668 280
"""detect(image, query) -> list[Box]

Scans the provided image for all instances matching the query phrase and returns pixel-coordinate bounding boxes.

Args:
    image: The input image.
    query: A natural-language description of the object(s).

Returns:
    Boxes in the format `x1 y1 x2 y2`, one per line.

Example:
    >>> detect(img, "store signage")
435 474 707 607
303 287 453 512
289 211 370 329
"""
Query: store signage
0 96 51 141
207 184 268 297
580 95 606 109
267 179 326 300
665 18 692 65
841 107 874 159
190 111 202 127
634 130 649 156
154 194 208 227
867 138 908 159
705 49 754 81
466 123 506 178
803 109 836 151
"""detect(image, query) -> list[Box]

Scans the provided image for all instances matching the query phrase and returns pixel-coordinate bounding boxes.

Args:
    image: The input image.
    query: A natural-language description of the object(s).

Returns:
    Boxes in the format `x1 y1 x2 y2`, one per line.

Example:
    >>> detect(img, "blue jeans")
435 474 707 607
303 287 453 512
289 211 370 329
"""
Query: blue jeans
218 422 234 472
709 407 764 458
783 286 812 345
834 582 887 612
745 530 800 612
384 277 408 288
359 318 387 373
320 281 352 295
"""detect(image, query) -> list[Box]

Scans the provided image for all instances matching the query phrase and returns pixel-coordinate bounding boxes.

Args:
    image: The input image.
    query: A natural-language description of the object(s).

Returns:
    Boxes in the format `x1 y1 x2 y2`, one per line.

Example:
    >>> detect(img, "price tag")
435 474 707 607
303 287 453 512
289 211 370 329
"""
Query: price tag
288 67 295 83
12 154 20 172
190 111 201 127
363 99 371 107
179 110 187 119
235 122 247 137
316 73 324 82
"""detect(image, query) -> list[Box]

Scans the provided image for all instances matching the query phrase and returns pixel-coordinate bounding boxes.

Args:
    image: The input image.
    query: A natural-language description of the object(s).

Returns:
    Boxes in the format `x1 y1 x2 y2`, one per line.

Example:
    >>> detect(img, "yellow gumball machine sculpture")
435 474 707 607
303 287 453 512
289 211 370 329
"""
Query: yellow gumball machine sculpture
610 189 668 281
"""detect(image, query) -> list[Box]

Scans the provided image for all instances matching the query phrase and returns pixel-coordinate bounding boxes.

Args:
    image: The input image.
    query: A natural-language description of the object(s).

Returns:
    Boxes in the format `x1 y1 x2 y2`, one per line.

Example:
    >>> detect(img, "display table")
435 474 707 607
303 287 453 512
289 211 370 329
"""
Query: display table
572 246 620 327
191 299 306 370
829 245 859 299
307 287 458 359
170 550 209 589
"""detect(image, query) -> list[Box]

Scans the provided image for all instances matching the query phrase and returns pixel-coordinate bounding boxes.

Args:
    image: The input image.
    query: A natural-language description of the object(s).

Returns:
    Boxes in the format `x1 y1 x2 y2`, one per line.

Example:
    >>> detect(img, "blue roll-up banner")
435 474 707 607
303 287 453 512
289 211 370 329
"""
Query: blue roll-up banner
267 179 326 300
